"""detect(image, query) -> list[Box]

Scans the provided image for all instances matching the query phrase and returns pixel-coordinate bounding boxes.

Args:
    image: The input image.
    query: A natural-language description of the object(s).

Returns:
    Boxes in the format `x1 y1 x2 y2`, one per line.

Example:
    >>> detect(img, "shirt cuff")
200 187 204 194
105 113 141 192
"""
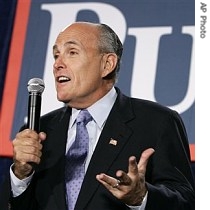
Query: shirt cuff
127 191 148 210
10 164 34 197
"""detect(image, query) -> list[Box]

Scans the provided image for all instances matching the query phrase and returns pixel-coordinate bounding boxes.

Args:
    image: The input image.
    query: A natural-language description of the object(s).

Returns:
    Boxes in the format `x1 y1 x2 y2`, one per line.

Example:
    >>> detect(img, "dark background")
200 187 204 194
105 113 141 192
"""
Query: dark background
0 0 17 188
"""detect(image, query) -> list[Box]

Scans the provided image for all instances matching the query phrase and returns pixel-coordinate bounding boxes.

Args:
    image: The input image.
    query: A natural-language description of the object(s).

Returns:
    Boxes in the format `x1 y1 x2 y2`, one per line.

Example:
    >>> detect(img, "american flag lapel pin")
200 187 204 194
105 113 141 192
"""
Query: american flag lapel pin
109 138 118 146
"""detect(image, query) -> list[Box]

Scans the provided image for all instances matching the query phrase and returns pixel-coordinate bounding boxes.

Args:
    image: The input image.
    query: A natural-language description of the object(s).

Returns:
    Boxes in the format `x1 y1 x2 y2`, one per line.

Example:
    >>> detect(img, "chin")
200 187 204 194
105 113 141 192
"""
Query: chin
57 96 70 104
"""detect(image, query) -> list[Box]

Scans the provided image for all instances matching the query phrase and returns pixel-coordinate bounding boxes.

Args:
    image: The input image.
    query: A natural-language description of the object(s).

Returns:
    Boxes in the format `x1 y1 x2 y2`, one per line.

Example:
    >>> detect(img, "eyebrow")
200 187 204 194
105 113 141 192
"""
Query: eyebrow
53 40 80 51
64 40 79 47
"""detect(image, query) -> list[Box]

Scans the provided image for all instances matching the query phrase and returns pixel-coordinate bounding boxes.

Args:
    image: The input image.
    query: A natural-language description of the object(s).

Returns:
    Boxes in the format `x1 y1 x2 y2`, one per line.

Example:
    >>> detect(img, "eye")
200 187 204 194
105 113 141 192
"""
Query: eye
53 54 59 60
69 50 78 56
53 51 59 60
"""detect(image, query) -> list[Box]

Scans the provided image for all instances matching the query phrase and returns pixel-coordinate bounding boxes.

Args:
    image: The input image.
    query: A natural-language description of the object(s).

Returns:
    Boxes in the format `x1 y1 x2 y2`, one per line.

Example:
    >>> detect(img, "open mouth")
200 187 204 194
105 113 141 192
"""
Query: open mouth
57 76 71 83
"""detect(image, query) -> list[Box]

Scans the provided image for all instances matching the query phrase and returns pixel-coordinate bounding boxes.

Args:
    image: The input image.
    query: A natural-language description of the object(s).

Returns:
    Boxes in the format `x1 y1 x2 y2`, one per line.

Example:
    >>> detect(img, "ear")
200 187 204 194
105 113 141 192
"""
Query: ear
101 53 118 78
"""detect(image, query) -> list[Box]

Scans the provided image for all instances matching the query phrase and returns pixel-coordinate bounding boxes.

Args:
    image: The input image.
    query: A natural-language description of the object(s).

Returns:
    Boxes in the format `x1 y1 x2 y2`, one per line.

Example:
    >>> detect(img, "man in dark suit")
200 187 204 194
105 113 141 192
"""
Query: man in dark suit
0 22 194 210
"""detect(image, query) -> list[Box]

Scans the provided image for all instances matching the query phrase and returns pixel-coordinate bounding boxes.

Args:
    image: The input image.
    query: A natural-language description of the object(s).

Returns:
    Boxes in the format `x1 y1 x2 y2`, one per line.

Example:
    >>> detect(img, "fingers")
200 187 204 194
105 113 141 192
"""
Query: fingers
96 148 155 205
138 148 155 175
112 179 121 188
116 170 131 185
121 148 154 181
13 130 43 161
12 129 46 177
96 173 118 190
96 148 155 187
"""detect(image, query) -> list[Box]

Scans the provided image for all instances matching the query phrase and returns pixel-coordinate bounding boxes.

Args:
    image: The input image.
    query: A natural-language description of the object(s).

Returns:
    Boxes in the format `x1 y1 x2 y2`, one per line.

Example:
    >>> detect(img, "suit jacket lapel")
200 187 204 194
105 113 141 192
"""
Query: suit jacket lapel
37 106 71 209
39 106 71 170
75 89 135 209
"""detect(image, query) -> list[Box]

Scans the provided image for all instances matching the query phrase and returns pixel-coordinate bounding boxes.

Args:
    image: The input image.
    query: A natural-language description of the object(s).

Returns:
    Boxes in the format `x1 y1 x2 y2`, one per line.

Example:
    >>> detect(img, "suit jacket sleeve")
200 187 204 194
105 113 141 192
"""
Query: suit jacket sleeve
144 110 194 209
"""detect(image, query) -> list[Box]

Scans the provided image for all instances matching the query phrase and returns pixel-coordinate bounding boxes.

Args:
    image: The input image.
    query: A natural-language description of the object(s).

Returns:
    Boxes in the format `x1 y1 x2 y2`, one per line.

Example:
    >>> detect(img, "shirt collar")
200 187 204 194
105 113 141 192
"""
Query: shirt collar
70 87 117 129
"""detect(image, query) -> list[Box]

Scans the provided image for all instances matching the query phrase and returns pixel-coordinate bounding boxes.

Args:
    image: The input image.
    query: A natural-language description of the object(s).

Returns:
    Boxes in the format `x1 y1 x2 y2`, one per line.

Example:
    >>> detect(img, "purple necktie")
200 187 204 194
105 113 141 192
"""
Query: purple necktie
65 109 92 210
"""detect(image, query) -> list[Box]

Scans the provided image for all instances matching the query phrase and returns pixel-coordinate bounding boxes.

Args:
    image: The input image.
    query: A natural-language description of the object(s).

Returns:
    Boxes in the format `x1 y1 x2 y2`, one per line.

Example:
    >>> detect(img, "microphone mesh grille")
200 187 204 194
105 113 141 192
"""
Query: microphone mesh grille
27 78 45 93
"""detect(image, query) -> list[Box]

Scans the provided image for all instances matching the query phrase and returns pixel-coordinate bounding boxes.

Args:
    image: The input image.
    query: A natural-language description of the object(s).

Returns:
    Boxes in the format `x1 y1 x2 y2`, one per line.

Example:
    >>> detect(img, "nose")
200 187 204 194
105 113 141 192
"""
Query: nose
53 56 66 71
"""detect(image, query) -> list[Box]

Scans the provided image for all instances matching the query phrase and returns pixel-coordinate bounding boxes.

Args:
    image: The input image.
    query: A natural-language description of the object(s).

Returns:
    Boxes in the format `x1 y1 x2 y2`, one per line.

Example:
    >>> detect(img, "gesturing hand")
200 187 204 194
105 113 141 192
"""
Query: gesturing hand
96 148 155 206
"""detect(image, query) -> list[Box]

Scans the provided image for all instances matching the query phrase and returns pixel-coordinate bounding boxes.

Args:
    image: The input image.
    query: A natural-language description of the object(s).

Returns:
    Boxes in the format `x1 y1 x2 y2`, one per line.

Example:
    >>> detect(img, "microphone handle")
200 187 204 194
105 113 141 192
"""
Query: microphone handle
27 93 41 132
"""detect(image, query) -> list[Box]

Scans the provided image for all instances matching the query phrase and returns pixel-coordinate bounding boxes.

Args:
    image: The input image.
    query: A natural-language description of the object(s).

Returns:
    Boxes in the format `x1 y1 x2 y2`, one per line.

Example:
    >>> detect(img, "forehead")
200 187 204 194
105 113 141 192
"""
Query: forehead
54 23 100 49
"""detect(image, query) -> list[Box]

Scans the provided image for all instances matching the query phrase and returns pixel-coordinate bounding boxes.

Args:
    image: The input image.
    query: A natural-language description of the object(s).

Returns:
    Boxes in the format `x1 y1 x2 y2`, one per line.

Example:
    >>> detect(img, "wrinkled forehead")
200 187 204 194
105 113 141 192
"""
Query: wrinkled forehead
55 22 100 48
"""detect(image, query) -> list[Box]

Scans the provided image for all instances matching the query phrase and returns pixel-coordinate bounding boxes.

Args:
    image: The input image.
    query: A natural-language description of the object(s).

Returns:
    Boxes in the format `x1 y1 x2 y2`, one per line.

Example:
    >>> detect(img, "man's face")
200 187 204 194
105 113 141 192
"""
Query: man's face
53 23 110 109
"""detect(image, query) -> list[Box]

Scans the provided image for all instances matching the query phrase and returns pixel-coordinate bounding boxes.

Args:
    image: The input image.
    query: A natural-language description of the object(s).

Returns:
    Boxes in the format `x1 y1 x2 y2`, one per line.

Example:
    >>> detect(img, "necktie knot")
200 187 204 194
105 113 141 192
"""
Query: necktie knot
76 109 92 125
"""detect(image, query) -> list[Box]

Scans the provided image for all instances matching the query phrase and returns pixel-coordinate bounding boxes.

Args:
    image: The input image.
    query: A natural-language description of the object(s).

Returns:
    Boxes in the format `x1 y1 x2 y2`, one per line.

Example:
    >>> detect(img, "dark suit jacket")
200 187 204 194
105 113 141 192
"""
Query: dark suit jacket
0 88 194 210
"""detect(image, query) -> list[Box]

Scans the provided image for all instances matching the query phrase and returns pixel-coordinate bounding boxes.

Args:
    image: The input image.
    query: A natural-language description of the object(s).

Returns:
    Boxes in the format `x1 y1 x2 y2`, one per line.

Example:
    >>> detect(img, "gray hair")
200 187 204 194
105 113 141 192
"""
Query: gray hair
97 23 123 81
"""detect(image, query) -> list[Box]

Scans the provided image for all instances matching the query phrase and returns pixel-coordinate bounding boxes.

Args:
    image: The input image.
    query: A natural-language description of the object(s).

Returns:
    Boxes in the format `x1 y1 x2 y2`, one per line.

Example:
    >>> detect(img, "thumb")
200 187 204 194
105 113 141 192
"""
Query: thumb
39 132 46 141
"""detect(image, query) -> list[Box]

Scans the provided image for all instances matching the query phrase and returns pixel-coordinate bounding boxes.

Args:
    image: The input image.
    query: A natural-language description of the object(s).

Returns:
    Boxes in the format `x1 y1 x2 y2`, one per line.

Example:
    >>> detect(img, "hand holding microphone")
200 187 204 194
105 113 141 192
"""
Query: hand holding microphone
12 78 46 179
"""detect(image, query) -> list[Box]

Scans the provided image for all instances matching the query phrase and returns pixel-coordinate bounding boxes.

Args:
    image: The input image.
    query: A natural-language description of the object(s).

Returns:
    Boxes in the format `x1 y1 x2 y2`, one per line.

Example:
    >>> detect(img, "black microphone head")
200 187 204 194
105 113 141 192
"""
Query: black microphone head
27 78 45 94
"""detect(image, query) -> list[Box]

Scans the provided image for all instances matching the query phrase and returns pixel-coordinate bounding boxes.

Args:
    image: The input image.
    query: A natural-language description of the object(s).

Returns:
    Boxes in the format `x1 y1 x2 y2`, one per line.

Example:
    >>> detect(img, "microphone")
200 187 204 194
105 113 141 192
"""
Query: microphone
27 78 45 132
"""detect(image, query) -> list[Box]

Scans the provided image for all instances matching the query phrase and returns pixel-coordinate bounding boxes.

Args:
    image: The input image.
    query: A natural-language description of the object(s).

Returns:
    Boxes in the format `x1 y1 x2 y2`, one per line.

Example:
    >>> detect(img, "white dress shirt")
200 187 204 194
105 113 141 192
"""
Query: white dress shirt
10 87 147 209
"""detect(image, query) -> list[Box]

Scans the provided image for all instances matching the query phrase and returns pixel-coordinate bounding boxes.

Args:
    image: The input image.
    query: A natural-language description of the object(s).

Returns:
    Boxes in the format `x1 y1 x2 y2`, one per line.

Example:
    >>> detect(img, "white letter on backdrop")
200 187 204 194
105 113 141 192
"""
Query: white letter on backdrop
129 26 194 113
